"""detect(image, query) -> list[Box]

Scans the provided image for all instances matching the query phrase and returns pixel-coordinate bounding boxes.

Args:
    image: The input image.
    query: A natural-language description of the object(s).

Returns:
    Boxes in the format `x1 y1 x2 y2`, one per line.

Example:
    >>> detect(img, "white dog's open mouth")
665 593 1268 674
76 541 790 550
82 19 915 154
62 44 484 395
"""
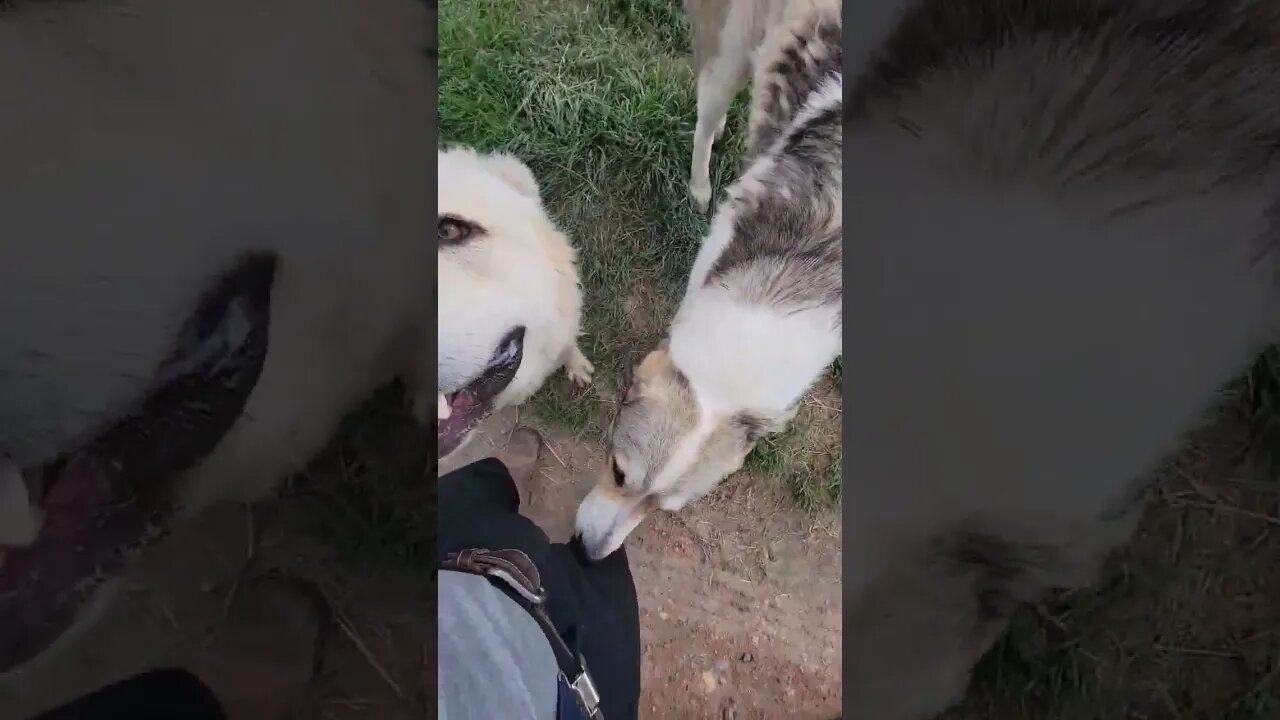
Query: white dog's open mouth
0 253 276 673
437 326 524 459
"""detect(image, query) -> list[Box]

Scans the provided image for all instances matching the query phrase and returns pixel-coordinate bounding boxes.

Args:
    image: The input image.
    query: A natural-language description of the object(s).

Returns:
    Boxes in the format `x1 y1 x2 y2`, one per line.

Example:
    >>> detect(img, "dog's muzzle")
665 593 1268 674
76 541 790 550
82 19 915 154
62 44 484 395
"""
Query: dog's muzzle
573 486 651 562
437 326 525 460
0 252 277 673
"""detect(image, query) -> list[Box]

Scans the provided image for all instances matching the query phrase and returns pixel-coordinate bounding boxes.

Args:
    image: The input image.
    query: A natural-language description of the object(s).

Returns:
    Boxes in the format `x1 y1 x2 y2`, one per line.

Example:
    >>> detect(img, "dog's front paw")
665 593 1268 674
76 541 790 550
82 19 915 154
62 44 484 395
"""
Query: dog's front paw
689 181 712 214
565 347 594 388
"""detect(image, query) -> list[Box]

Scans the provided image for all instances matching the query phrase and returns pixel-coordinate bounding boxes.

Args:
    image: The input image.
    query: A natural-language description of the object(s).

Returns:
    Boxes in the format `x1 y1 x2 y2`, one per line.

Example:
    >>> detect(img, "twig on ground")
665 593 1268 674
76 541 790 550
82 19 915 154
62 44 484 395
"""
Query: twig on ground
1154 644 1240 660
333 606 407 701
543 440 568 469
1171 499 1280 527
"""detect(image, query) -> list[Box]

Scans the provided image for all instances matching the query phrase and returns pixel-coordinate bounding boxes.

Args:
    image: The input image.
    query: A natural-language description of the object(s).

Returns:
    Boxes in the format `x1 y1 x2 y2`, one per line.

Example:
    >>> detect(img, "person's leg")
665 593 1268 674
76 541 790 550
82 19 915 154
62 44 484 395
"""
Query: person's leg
436 453 548 562
548 538 641 719
437 429 641 719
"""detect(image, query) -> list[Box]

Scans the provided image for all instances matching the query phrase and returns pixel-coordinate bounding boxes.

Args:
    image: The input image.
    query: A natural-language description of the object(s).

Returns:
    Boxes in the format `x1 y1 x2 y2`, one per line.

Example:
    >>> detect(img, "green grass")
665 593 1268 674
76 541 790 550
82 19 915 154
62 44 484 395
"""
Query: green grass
290 387 436 579
440 0 738 385
937 402 1280 720
438 0 842 507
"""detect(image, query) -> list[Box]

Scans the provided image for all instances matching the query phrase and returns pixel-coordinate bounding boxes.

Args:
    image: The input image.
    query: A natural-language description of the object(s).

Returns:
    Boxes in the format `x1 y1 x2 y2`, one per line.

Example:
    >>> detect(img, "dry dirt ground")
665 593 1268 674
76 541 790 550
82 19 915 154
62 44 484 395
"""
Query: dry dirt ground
0 466 436 719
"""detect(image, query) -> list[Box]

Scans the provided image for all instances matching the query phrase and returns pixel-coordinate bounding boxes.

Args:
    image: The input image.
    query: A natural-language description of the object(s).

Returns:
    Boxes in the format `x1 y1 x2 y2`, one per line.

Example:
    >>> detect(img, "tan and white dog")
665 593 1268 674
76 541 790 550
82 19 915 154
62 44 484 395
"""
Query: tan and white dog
433 147 593 461
575 0 842 560
0 0 429 675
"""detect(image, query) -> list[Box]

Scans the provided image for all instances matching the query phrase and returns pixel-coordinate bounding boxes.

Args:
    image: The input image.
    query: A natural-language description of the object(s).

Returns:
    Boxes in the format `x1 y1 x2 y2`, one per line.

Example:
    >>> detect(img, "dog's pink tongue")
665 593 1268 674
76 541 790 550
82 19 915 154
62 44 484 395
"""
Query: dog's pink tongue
450 390 476 411
0 457 162 672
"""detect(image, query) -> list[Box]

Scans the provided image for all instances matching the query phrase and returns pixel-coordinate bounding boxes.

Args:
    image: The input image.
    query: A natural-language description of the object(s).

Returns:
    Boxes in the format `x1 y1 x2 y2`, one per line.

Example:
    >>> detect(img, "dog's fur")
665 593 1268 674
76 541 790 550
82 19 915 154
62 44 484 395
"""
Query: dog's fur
575 0 842 560
0 0 429 672
684 0 840 212
845 0 1280 717
433 147 593 457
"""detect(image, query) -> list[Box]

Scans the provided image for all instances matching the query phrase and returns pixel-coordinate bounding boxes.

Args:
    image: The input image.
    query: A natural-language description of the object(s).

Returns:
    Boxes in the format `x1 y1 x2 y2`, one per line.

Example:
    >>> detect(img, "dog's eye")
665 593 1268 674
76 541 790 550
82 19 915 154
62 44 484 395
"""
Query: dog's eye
438 216 475 245
611 457 626 488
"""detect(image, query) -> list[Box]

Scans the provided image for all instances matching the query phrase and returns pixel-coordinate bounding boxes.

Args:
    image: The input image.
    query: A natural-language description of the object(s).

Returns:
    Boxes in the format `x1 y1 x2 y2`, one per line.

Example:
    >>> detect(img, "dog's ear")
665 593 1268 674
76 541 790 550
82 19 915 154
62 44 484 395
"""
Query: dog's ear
624 347 670 403
482 153 541 200
634 347 670 383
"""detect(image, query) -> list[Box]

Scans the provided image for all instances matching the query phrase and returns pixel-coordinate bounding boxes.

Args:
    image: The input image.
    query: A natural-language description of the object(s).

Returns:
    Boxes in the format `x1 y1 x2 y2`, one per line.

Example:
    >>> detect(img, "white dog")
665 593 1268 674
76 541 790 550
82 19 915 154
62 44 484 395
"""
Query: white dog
433 147 594 461
844 0 1280 717
0 0 429 674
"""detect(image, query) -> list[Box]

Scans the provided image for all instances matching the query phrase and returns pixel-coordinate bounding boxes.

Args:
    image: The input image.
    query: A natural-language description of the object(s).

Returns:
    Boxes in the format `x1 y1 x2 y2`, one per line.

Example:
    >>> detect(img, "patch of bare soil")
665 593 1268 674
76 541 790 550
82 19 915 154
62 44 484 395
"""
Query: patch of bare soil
0 499 433 720
442 407 843 719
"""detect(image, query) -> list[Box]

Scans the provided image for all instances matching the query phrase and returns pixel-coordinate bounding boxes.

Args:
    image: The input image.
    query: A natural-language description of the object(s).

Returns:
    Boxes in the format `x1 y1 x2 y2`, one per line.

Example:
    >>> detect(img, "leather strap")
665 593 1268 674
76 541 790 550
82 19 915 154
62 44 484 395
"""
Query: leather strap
441 548 602 718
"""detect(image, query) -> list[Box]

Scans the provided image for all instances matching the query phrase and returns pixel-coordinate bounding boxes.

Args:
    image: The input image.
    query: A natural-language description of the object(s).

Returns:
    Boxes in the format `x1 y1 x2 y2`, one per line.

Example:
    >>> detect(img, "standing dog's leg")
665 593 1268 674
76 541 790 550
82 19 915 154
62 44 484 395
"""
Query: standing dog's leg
689 51 749 214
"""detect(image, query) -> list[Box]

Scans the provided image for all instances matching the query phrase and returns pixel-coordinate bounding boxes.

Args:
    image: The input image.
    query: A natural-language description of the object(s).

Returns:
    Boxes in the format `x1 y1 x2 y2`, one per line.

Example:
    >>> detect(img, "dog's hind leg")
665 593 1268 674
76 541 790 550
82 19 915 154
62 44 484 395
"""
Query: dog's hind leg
689 45 749 213
562 344 594 388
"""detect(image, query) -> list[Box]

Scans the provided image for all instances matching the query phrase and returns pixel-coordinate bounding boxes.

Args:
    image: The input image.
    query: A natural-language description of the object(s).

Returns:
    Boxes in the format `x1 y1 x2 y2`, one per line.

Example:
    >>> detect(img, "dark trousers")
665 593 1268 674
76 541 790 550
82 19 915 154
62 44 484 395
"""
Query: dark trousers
437 458 641 720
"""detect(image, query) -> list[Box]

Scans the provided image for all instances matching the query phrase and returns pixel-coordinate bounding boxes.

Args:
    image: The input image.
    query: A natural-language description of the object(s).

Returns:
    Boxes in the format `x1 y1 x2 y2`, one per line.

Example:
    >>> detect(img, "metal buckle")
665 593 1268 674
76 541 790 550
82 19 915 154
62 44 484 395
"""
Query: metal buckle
570 664 602 719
